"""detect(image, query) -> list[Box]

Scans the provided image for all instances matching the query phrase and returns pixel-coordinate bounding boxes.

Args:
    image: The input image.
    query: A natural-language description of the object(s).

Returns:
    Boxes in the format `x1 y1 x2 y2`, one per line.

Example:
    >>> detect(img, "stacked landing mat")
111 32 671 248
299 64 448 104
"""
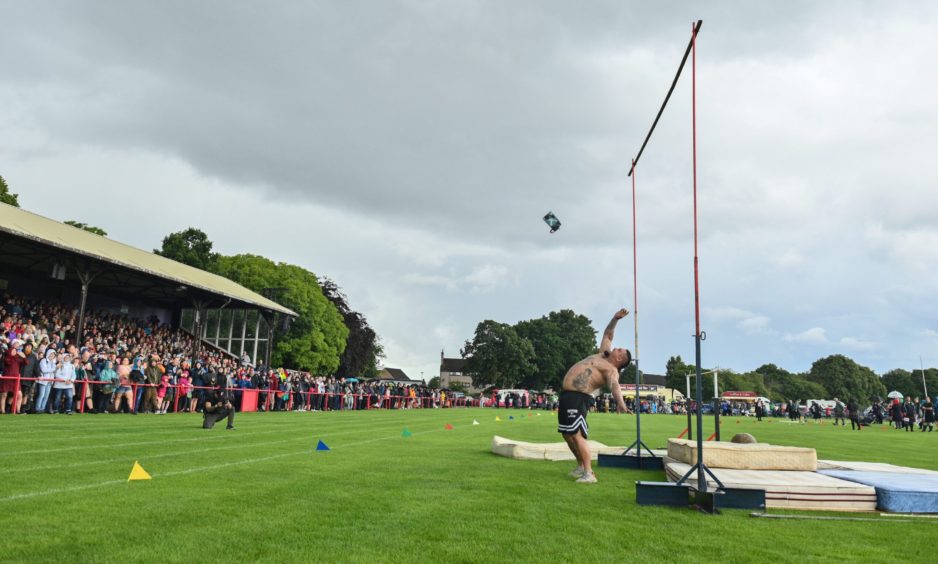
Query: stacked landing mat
490 435 669 461
667 438 817 471
664 439 876 511
818 462 938 513
492 435 624 461
663 457 877 511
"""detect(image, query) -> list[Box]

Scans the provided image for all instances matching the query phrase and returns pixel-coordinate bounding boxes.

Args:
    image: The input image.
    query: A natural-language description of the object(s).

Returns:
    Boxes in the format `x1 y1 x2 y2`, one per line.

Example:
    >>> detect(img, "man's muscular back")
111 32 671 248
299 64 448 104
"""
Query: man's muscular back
561 355 617 394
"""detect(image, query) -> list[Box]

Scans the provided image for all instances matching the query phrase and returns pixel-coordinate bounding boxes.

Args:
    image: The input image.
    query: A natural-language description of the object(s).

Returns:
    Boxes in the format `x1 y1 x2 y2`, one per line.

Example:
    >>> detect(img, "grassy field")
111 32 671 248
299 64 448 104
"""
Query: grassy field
1 409 936 563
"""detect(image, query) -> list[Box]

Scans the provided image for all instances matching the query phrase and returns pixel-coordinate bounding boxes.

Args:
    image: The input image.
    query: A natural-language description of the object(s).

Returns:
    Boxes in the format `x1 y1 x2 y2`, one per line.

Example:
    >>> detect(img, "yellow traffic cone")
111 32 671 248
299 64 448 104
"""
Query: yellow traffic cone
128 461 152 481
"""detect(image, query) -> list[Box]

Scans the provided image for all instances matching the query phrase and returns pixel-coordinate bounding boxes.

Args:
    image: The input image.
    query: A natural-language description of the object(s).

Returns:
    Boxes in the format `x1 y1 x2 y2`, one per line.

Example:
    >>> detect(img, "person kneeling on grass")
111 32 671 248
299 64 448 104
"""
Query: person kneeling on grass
558 308 631 484
202 377 235 430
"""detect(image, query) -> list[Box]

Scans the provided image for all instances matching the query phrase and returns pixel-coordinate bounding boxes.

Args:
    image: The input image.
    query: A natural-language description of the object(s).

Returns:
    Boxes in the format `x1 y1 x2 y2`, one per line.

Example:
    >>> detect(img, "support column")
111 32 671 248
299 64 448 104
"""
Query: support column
191 299 206 362
265 312 276 369
252 312 261 368
74 269 98 346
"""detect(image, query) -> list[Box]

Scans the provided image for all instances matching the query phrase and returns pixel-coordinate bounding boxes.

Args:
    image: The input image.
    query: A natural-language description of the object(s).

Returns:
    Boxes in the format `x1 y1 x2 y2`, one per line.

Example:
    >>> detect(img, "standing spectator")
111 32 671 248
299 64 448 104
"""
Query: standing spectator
130 357 146 414
76 352 94 413
1 339 27 413
833 398 845 426
810 401 821 423
872 400 884 424
114 358 133 413
21 342 40 413
922 397 935 432
847 398 861 431
190 361 206 413
902 397 916 432
891 398 903 429
35 349 57 413
51 353 76 414
143 353 162 413
157 370 171 414
177 370 192 413
95 360 118 413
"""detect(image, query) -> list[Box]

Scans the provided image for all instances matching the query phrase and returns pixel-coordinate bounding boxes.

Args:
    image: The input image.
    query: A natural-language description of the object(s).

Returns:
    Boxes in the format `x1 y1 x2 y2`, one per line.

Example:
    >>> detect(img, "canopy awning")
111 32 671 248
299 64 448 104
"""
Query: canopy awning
0 203 296 316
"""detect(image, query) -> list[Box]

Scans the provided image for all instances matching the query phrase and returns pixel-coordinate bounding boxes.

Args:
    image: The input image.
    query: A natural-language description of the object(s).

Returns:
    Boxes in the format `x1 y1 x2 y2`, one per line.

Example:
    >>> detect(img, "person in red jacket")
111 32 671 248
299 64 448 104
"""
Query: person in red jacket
1 339 27 414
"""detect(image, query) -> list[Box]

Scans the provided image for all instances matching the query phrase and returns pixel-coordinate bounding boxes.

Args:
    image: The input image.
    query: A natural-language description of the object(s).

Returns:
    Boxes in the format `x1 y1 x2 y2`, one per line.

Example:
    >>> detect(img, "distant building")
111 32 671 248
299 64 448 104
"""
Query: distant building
439 350 479 392
619 372 683 401
376 367 416 385
642 373 668 387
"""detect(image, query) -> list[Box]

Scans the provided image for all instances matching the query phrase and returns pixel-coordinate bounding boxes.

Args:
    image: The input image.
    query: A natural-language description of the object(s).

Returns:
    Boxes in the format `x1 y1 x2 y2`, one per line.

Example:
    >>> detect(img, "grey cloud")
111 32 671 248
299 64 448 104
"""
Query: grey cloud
4 1 938 379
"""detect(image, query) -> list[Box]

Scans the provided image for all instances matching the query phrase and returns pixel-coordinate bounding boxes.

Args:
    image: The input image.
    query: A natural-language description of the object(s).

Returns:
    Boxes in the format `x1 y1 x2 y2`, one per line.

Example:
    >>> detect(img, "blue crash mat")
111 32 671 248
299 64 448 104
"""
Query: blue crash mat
818 470 938 513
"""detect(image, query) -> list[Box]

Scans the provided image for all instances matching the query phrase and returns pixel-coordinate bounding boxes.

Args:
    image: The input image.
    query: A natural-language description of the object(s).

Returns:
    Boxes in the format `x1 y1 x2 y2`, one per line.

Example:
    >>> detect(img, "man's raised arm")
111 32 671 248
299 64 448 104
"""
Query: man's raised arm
599 308 629 352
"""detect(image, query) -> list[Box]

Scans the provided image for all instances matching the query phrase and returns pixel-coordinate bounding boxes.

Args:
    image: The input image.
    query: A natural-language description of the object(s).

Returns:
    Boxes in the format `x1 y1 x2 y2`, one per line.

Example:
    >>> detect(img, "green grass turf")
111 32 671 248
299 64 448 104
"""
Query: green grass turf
1 410 936 563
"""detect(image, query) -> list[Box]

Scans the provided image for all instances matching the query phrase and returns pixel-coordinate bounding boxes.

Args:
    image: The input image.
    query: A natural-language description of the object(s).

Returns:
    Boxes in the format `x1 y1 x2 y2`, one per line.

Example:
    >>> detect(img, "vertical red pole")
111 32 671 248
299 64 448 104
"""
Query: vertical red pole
12 375 20 414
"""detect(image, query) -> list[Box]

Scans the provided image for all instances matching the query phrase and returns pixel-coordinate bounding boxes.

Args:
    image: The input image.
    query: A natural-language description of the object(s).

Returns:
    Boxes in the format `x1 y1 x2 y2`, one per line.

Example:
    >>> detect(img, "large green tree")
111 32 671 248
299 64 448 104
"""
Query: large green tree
882 369 915 397
64 220 107 236
719 370 770 398
752 363 820 402
778 376 828 403
214 254 348 374
319 277 383 379
514 309 596 390
665 355 694 395
155 227 218 271
461 320 535 389
0 175 18 207
808 354 885 404
883 367 938 399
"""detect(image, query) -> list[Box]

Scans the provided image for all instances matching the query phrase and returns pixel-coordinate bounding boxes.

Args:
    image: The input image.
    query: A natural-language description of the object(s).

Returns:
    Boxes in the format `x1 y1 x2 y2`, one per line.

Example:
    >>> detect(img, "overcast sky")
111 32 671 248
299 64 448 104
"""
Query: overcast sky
3 1 938 381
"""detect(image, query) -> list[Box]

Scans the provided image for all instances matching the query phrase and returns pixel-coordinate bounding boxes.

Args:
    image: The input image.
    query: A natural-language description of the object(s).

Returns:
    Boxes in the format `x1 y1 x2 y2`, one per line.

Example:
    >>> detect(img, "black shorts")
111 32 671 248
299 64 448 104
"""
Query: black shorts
557 390 591 438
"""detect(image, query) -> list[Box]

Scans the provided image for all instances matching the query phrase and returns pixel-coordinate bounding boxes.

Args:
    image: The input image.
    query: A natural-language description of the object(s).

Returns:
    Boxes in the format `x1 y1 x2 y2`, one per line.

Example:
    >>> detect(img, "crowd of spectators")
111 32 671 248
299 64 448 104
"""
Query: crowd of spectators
0 294 472 415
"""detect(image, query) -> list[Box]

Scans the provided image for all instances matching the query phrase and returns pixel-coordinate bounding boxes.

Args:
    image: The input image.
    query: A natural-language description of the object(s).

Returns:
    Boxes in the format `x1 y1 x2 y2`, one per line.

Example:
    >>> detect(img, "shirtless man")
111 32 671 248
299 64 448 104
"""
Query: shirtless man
558 308 631 483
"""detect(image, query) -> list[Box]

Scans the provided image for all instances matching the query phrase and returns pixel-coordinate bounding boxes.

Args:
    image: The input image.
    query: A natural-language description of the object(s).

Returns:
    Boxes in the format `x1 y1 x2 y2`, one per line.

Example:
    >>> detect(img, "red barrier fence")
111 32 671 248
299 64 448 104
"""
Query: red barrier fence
0 376 481 414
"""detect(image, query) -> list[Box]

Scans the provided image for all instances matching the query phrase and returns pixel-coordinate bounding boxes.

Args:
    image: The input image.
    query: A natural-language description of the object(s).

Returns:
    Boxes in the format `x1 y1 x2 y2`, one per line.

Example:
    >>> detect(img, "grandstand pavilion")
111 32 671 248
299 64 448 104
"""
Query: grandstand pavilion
0 203 296 367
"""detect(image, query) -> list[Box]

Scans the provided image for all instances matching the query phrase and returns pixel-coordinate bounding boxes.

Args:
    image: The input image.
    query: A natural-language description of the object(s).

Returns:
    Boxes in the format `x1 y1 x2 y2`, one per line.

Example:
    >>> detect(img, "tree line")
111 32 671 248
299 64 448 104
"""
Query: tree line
461 310 597 390
458 305 937 404
665 354 937 404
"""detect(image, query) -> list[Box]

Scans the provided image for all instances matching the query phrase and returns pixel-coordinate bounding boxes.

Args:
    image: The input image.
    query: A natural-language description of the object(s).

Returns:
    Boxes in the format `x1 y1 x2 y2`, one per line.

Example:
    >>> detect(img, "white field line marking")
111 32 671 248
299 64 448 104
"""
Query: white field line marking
0 409 465 440
0 437 303 476
0 410 478 452
4 417 370 445
0 427 292 457
0 420 434 475
0 451 307 503
0 418 321 441
0 407 427 428
0 424 449 503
